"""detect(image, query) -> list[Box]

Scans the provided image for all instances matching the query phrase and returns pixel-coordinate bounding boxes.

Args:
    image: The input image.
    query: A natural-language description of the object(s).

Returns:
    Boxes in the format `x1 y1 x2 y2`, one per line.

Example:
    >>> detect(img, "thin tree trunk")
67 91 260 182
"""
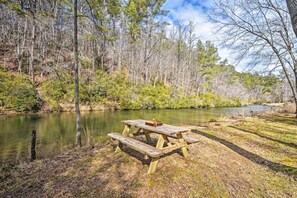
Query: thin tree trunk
118 27 122 70
29 21 35 82
29 0 36 83
292 59 297 116
74 0 81 147
17 17 28 73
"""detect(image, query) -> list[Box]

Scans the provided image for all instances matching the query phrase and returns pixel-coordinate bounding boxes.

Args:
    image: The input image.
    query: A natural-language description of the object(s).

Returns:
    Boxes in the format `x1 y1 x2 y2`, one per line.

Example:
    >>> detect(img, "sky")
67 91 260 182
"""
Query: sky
162 0 244 71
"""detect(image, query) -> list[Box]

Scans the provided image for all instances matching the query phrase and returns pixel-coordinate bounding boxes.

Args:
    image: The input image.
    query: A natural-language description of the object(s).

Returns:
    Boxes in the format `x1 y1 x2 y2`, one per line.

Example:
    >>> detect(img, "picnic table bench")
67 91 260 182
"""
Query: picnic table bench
108 119 198 174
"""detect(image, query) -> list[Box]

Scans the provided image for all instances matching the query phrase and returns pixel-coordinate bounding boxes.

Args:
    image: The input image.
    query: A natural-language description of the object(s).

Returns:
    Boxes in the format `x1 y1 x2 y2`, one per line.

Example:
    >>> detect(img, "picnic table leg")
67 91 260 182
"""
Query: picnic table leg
122 124 131 137
148 134 165 174
133 128 142 136
176 133 188 158
115 124 131 152
143 129 152 144
148 157 160 174
164 136 172 146
115 142 123 153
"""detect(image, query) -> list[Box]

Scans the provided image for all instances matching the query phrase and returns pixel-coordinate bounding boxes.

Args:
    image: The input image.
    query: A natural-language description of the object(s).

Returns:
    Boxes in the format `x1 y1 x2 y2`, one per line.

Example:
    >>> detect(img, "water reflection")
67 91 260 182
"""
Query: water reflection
0 105 273 164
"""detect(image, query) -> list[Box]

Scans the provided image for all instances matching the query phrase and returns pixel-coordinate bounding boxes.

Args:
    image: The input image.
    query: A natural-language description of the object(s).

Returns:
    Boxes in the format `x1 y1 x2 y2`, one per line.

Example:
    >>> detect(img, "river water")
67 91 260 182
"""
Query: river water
0 105 273 164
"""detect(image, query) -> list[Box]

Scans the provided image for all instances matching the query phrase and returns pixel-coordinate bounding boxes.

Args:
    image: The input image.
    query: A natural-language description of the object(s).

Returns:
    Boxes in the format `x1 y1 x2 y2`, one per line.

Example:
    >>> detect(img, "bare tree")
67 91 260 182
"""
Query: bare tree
0 0 283 112
28 0 36 83
74 0 81 147
211 0 297 116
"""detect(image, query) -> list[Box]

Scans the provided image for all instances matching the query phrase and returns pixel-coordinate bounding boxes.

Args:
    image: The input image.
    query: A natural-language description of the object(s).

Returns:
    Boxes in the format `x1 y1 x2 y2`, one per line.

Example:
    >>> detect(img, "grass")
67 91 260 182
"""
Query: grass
0 113 296 197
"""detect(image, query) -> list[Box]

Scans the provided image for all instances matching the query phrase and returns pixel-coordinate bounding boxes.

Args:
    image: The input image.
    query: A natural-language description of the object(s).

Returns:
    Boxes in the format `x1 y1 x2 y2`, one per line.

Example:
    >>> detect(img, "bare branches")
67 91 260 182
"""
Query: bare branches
211 0 297 108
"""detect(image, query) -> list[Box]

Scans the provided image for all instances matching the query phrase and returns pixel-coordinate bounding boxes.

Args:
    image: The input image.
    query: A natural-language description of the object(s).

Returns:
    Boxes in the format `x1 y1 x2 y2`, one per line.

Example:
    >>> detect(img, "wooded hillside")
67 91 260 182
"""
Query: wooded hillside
0 0 287 112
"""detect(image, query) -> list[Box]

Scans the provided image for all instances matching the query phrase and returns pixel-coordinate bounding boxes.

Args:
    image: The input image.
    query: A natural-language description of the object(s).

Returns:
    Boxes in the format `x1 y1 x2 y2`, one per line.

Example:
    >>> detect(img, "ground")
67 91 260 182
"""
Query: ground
0 113 296 197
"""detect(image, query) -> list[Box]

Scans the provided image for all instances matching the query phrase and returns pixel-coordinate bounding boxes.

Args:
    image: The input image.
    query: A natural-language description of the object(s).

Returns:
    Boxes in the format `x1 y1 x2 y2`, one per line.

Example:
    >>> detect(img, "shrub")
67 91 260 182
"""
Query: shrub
0 71 40 111
40 72 74 110
39 69 244 111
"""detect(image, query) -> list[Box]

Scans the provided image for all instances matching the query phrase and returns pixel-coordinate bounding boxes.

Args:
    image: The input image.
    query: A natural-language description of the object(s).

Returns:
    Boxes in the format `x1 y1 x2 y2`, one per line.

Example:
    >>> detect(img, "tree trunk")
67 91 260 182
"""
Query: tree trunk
29 21 35 82
286 0 297 38
74 0 81 147
286 0 297 116
17 17 28 73
29 0 36 83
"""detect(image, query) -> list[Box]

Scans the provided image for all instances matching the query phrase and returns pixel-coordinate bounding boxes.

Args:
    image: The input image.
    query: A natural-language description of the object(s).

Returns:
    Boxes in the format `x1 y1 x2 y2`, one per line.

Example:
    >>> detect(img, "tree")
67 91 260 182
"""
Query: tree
0 0 283 114
286 0 297 38
211 0 297 116
286 0 297 113
74 0 81 147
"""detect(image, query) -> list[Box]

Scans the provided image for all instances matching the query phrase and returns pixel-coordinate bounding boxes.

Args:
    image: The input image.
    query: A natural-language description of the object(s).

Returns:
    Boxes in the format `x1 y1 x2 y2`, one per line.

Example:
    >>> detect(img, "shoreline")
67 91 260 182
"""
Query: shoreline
0 102 278 116
261 102 284 107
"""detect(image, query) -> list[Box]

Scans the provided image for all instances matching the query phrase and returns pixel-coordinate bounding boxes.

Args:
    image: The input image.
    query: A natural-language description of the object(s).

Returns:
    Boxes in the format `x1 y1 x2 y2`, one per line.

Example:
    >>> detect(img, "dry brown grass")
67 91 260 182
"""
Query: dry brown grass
284 102 296 113
1 113 296 197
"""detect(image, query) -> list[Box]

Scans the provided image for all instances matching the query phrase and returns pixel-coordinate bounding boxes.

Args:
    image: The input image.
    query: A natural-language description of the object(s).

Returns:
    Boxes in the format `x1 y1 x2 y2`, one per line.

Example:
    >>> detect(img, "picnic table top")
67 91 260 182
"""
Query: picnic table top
121 119 189 136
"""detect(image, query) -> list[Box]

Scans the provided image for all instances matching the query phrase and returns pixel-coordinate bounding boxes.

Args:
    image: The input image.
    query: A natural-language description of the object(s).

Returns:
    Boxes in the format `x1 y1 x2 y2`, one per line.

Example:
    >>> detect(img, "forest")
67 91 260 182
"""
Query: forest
0 0 289 112
0 1 297 197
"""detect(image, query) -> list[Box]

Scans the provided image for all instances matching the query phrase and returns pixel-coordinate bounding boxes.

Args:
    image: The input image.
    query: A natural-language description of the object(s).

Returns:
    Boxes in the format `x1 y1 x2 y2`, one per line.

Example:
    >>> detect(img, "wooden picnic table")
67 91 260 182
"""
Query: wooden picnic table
108 119 198 174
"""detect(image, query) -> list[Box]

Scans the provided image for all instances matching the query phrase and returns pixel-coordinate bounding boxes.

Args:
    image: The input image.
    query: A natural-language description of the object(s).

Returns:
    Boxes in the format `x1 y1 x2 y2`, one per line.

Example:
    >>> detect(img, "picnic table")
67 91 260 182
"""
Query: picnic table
108 119 198 174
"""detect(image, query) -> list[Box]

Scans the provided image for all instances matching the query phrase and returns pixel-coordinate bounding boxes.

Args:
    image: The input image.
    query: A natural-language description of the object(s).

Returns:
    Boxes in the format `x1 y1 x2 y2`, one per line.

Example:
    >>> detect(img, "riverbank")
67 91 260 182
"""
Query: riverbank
0 102 247 115
0 103 115 115
3 100 286 116
1 112 296 197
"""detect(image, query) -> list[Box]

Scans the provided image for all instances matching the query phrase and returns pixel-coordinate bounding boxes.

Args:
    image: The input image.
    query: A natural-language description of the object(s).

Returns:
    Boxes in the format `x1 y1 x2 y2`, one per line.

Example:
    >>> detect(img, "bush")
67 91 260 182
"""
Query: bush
0 71 41 111
39 69 244 111
136 84 171 109
40 72 74 110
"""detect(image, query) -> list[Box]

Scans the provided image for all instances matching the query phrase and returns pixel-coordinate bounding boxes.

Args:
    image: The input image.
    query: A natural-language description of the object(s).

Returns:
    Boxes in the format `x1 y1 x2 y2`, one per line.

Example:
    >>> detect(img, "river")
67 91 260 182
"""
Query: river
0 105 273 164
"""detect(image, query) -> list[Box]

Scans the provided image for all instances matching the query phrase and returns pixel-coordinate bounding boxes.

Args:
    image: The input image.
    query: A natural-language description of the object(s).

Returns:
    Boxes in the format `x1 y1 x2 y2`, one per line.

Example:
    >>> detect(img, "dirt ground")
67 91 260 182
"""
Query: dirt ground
1 113 296 197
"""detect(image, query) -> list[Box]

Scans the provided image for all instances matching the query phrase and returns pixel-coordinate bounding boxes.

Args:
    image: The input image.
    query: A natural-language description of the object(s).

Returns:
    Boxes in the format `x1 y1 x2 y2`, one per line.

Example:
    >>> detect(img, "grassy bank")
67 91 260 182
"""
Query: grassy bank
1 113 296 197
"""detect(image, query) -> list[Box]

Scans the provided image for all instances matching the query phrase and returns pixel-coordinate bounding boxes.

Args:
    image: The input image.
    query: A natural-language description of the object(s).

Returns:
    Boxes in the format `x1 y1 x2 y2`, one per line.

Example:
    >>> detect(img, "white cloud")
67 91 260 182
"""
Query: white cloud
163 0 184 9
163 0 245 71
169 4 215 41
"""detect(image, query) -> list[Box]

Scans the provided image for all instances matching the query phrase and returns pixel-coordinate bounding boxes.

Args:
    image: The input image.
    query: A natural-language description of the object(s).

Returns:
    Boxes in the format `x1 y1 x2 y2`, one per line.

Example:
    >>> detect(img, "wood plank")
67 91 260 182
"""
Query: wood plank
163 136 172 146
183 136 199 144
115 142 123 153
122 120 189 136
122 124 131 137
156 135 165 149
148 157 159 174
146 134 166 174
143 129 152 144
108 133 164 157
133 128 143 136
176 133 188 158
132 132 145 137
160 142 187 153
166 134 199 144
161 143 187 153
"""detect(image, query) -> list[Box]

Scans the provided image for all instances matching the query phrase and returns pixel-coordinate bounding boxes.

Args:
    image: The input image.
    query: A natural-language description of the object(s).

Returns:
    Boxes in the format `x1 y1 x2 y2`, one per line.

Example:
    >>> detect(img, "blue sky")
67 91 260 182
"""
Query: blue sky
163 0 211 13
162 0 214 41
161 0 244 70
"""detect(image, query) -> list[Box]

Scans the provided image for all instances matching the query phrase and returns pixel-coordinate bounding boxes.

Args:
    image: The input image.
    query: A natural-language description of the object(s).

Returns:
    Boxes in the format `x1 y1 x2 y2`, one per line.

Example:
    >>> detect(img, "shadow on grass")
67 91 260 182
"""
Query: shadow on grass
260 115 297 126
191 129 297 179
114 137 183 166
0 144 136 197
229 126 297 149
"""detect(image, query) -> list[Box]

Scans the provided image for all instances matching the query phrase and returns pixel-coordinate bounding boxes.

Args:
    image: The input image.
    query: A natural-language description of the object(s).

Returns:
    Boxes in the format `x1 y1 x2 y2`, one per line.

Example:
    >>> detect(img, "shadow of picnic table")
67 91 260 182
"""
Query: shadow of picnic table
191 129 297 180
